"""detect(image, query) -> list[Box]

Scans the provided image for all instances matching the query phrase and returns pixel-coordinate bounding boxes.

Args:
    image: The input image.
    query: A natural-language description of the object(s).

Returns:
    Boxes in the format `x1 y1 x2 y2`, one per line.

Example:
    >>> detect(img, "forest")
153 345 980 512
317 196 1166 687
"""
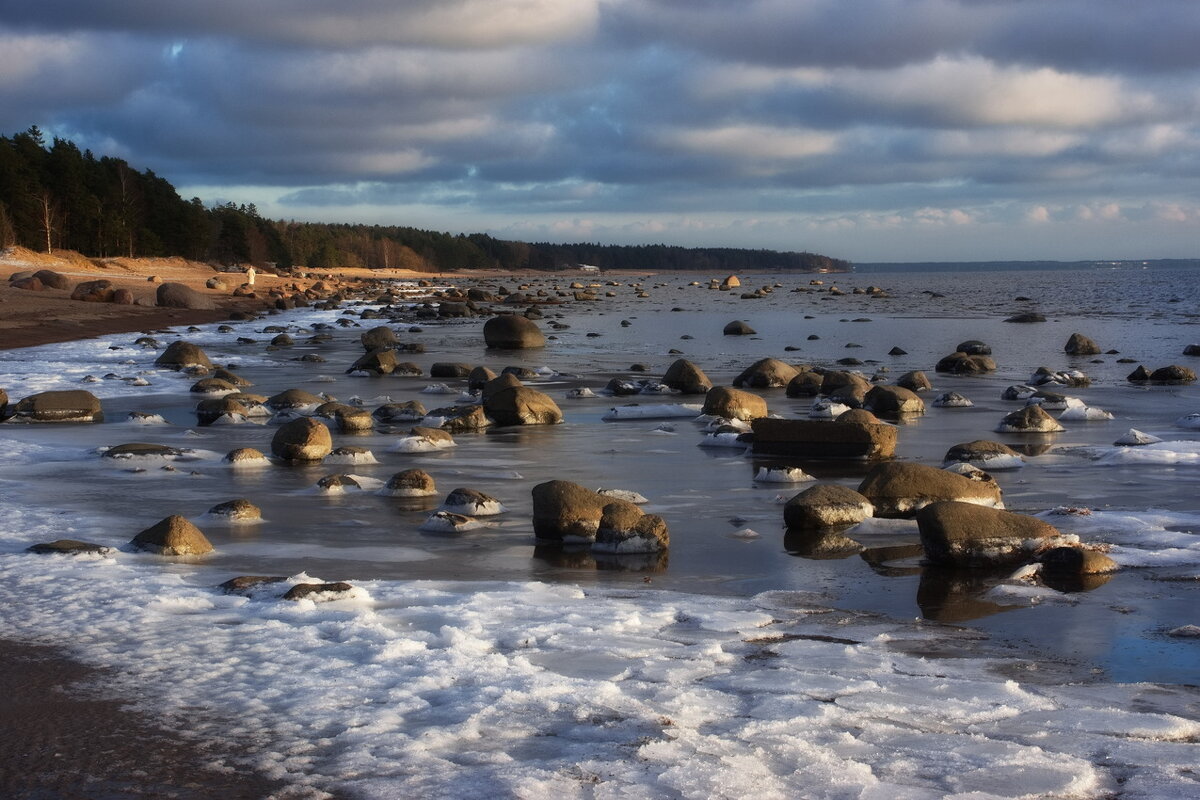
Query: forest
0 127 851 274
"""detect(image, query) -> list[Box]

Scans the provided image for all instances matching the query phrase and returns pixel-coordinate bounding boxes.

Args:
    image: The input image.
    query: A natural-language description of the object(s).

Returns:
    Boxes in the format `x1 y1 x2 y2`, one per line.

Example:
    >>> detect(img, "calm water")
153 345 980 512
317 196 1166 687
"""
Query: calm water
2 265 1199 683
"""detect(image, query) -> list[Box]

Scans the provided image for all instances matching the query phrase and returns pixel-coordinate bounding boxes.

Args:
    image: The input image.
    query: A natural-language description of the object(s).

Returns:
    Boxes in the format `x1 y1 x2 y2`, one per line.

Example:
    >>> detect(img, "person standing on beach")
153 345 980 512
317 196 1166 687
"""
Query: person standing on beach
245 266 256 286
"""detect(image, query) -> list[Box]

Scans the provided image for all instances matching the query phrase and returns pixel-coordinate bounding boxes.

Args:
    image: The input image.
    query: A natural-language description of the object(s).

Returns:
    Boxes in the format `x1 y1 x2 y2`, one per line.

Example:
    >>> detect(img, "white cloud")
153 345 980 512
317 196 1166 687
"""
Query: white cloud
660 124 839 169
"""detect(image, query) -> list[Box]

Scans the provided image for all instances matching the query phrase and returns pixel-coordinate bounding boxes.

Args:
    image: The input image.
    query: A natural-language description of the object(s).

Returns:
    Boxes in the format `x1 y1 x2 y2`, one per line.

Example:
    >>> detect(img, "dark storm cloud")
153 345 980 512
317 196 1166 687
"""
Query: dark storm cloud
2 0 1200 258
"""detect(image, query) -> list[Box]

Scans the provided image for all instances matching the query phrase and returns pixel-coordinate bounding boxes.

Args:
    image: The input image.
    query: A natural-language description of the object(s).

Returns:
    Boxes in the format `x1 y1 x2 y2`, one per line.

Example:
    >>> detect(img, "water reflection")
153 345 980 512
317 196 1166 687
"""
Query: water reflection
531 545 668 573
917 568 1020 622
783 528 864 559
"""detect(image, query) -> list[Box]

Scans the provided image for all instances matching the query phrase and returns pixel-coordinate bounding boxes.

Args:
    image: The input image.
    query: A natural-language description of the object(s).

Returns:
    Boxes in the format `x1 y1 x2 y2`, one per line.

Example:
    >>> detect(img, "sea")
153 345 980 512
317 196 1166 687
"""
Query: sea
1 263 1198 799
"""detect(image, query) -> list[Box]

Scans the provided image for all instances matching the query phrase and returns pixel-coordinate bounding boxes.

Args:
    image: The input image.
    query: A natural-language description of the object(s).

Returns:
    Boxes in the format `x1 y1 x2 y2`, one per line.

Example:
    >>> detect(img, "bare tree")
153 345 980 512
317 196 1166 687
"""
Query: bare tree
35 190 60 254
0 201 15 248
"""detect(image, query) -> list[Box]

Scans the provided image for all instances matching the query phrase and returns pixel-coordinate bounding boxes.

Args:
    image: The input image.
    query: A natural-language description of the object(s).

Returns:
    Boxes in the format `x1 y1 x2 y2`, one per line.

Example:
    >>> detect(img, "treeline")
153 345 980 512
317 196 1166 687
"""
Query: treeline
0 126 850 273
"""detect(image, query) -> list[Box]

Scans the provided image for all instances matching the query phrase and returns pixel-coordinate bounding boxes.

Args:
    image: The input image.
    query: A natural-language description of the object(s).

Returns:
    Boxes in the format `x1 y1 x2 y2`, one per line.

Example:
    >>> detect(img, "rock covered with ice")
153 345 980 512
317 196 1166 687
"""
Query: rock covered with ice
419 511 491 534
995 404 1065 433
391 426 457 453
11 390 103 423
596 488 649 504
223 447 270 467
783 484 874 529
602 403 703 421
439 488 507 516
325 445 379 465
207 498 262 521
1114 429 1163 446
379 469 437 498
754 466 816 484
943 440 1026 471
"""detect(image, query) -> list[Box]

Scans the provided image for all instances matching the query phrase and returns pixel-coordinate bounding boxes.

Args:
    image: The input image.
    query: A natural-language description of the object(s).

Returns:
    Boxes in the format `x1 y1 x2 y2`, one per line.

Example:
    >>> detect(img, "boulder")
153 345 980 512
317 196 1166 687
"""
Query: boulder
155 341 213 370
481 373 523 401
895 371 932 392
1148 365 1196 384
751 417 896 459
863 385 925 415
27 539 115 556
284 582 354 601
195 397 248 425
943 440 1025 471
1004 312 1046 323
484 314 546 349
156 282 216 310
360 326 399 351
349 348 398 376
208 499 262 521
381 469 437 497
661 359 712 395
785 371 824 397
129 515 214 556
219 576 287 596
1185 344 1200 357
783 484 874 529
723 320 756 336
701 386 767 421
1040 546 1119 575
995 405 1065 433
917 502 1059 566
1065 332 1101 356
733 358 801 389
10 276 44 291
270 417 333 462
372 401 426 423
440 487 507 516
31 269 71 290
468 366 498 393
428 404 491 432
223 447 268 465
12 390 103 423
267 388 324 410
955 340 991 355
429 362 472 378
593 502 670 553
484 386 563 426
935 352 997 374
531 480 612 542
102 443 187 459
819 370 870 395
190 377 239 394
858 462 1004 518
70 279 115 303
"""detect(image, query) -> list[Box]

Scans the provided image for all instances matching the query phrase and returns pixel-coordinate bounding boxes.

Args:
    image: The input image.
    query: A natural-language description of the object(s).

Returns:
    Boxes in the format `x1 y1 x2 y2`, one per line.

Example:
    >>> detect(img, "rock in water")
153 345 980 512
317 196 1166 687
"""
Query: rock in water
702 386 767 421
531 480 613 543
483 315 546 349
995 405 1065 433
155 341 213 370
943 440 1025 470
129 515 214 556
723 320 756 335
1064 332 1101 355
12 390 103 423
863 385 924 415
483 386 563 426
271 417 333 462
1113 429 1162 446
592 502 669 553
917 502 1059 567
380 469 437 497
733 358 801 388
858 462 1004 518
783 484 874 529
661 359 712 394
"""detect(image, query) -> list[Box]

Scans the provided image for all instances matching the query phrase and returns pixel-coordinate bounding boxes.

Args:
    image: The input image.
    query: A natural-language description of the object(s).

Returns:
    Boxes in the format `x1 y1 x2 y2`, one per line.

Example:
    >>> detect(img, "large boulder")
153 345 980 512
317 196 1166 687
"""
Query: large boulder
128 515 214 556
430 362 472 378
783 484 875 529
701 386 767 421
917 502 1060 566
863 385 925 416
1065 332 1101 356
70 279 115 303
267 388 324 410
360 326 399 351
857 462 1003 518
270 417 333 462
195 397 248 425
733 358 802 389
481 373 523 401
786 371 824 397
531 480 612 542
31 269 71 290
995 405 1064 433
895 371 932 392
155 341 213 371
820 370 870 395
751 416 896 459
156 282 216 310
349 348 398 376
484 314 546 349
12 390 103 423
427 404 491 432
593 502 669 553
484 386 563 426
381 469 437 497
1148 365 1197 384
935 352 997 374
468 366 498 393
661 359 712 395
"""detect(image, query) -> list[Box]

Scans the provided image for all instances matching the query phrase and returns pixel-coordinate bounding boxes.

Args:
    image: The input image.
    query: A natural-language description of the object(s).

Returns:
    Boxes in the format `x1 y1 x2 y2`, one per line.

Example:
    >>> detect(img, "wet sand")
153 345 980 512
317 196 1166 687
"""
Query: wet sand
0 640 289 799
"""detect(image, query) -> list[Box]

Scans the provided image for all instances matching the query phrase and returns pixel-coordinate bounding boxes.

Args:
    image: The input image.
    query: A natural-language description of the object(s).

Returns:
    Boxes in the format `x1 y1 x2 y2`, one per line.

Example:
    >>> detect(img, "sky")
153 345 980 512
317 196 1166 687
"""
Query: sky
2 0 1199 263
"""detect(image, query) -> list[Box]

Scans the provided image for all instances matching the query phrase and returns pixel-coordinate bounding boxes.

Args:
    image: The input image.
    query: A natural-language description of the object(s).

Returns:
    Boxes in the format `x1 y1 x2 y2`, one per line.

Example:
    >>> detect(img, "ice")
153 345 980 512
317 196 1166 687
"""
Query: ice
1175 412 1200 429
753 466 815 483
602 404 704 421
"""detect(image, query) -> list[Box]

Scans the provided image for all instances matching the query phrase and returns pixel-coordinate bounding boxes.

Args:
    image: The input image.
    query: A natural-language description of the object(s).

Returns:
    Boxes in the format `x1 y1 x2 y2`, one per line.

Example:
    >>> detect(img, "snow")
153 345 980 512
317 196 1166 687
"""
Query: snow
602 404 704 421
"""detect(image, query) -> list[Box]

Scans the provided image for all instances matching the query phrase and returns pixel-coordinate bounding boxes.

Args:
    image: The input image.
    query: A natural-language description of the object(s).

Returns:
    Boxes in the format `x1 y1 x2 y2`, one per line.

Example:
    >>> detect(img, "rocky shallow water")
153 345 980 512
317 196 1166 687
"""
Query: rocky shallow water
1 265 1199 797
